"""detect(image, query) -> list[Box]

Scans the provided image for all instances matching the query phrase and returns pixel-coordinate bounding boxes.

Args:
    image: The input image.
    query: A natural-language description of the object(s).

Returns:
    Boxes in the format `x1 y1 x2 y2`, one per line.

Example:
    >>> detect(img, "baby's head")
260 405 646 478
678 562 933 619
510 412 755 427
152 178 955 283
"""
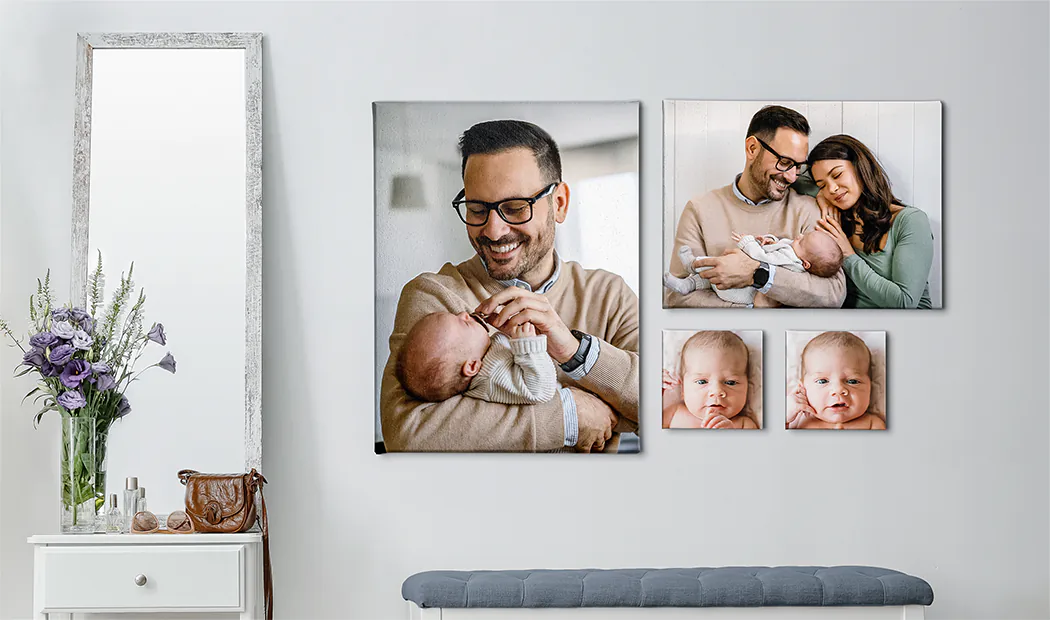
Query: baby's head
395 311 492 402
679 331 750 422
791 230 843 277
800 331 872 424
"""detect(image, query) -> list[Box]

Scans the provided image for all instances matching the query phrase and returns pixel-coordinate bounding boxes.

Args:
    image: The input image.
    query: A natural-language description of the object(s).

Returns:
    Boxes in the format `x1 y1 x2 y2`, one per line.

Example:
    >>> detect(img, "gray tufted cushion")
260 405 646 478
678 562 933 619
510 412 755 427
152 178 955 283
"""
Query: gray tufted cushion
403 566 934 609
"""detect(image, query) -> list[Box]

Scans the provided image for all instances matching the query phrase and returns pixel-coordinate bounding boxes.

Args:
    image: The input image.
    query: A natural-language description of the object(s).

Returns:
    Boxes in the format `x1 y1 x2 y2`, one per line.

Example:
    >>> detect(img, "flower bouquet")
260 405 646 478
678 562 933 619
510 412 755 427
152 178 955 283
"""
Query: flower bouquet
0 254 176 532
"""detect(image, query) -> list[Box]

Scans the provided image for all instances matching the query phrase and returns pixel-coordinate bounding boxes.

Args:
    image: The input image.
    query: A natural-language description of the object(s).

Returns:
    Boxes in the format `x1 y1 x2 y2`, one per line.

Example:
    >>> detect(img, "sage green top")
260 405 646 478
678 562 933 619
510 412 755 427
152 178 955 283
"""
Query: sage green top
842 206 934 309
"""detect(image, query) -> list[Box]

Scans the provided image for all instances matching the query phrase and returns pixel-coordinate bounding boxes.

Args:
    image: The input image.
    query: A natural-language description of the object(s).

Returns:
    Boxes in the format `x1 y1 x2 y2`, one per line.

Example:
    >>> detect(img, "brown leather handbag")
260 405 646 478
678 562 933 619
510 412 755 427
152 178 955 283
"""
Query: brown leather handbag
178 468 272 620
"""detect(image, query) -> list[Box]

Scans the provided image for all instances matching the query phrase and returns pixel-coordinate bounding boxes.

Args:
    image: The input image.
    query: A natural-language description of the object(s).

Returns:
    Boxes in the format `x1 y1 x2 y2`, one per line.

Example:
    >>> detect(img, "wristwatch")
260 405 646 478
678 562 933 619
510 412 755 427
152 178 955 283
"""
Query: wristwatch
751 264 770 289
561 329 591 372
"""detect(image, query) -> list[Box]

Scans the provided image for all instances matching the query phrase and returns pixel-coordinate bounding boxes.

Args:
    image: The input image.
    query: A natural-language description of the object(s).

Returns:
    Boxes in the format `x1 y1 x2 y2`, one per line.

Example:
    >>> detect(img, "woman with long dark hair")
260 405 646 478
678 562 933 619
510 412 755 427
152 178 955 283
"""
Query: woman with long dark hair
808 135 934 309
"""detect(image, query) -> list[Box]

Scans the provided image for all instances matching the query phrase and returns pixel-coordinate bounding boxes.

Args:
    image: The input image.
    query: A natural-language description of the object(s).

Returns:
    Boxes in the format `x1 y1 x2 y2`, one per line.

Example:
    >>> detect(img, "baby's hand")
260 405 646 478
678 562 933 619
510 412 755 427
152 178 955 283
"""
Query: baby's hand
731 231 743 243
703 414 734 429
511 322 536 339
662 368 681 392
787 380 817 429
759 235 777 246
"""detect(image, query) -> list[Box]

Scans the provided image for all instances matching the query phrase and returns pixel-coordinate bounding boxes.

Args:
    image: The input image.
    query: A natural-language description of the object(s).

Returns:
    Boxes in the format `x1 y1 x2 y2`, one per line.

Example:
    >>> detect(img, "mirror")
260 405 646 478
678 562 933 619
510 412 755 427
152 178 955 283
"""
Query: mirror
70 33 262 512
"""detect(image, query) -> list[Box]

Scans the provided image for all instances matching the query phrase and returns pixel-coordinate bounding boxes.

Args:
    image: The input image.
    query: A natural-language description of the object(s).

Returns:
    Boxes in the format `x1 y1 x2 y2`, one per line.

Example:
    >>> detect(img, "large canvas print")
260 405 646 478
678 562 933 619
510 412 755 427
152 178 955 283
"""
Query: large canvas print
663 101 942 309
374 102 640 453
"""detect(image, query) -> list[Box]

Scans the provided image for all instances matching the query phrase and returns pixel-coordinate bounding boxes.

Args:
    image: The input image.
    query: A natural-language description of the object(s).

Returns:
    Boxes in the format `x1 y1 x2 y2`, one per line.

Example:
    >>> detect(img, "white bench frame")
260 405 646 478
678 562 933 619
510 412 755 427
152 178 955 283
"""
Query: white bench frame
409 602 926 619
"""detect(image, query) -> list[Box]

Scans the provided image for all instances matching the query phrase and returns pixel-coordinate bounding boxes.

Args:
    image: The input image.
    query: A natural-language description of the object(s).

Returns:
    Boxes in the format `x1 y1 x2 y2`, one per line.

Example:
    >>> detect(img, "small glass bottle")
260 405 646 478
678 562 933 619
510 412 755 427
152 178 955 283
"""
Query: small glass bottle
136 487 147 514
105 494 123 534
123 477 139 533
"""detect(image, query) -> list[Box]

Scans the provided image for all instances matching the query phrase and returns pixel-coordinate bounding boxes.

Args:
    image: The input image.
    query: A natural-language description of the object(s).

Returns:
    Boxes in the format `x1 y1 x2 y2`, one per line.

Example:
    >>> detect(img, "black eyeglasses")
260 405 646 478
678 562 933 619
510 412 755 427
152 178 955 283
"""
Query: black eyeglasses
755 138 809 175
452 183 558 227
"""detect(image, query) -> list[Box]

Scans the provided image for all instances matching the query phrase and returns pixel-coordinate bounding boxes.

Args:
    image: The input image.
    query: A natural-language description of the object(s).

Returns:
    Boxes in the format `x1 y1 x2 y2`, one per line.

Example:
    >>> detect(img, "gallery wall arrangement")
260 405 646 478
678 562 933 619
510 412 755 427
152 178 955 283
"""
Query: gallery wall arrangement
4 3 1049 619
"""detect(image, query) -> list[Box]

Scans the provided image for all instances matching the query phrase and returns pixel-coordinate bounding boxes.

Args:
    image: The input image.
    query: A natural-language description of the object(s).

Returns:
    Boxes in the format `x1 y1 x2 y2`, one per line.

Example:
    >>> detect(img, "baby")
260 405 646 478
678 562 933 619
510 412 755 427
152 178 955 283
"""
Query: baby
663 229 843 306
663 331 757 429
787 331 885 430
395 310 556 405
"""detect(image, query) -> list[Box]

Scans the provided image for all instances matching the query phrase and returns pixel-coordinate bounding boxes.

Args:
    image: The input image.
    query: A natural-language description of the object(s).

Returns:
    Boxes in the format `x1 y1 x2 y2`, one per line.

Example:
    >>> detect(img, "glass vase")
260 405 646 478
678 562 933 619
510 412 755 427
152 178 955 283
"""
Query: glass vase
92 425 110 532
60 416 97 534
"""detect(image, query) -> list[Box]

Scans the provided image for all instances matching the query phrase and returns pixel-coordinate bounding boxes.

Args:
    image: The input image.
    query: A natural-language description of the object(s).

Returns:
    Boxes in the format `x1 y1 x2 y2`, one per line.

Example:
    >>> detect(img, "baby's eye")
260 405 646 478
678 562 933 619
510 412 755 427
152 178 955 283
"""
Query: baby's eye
847 379 861 385
695 379 707 385
815 378 828 385
725 380 738 386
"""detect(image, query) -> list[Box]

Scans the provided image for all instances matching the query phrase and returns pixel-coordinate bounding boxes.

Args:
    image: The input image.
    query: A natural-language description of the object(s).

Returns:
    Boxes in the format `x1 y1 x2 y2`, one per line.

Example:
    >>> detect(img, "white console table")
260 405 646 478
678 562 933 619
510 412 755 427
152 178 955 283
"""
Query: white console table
29 532 264 619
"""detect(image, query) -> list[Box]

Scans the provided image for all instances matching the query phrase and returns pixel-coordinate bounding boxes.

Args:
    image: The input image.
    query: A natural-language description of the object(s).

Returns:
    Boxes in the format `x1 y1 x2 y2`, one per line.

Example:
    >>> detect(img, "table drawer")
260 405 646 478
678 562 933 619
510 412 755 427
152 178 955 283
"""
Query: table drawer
41 543 244 611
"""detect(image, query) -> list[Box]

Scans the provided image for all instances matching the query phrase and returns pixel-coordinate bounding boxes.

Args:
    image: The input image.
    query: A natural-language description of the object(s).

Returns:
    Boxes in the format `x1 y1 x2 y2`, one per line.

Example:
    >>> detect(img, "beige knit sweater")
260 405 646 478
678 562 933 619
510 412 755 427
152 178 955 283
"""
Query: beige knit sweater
666 184 846 308
380 255 639 452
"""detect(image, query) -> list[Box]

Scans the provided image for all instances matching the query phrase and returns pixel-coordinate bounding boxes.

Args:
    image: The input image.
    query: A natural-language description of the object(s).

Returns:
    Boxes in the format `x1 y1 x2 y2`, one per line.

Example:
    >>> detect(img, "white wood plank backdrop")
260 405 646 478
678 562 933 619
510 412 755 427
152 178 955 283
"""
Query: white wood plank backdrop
663 101 942 308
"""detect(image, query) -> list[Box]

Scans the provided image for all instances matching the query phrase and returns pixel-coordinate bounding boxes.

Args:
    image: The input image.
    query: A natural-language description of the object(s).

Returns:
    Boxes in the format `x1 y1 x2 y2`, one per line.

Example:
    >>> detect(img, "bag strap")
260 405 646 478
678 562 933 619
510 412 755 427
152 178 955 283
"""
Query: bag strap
177 469 199 485
249 469 272 620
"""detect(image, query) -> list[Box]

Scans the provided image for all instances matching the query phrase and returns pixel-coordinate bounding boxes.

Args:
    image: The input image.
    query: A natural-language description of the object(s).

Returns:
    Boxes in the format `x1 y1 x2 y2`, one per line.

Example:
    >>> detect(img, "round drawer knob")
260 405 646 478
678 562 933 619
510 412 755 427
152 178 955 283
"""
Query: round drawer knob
134 574 148 587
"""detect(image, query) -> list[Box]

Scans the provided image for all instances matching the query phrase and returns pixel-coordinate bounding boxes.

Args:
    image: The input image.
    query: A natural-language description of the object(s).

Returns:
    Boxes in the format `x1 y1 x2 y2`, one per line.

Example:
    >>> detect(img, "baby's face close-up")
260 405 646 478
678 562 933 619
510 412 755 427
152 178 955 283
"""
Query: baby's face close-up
790 234 807 260
436 311 492 360
681 346 749 421
801 345 872 423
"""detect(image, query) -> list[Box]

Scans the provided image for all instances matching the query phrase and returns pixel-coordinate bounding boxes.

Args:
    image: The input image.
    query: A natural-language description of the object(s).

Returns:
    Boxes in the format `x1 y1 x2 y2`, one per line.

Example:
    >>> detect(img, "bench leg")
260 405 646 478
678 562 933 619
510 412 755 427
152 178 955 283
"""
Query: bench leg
902 606 925 620
408 601 442 619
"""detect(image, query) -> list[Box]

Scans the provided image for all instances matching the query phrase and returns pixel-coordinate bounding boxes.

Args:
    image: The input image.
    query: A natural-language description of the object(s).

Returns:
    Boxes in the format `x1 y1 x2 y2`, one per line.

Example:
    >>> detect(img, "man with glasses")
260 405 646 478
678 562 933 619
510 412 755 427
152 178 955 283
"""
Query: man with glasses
665 105 846 308
380 119 638 452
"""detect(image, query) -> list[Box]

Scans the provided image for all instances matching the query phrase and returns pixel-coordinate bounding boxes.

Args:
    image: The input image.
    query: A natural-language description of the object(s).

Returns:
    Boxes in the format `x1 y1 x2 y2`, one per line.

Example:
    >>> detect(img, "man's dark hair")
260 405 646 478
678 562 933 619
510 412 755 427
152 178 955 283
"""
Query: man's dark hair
458 120 562 184
745 105 811 142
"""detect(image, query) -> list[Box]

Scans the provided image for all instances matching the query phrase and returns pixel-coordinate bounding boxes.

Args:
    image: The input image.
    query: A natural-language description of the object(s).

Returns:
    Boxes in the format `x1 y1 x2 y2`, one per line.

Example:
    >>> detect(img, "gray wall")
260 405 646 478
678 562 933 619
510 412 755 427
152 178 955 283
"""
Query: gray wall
1 2 1047 619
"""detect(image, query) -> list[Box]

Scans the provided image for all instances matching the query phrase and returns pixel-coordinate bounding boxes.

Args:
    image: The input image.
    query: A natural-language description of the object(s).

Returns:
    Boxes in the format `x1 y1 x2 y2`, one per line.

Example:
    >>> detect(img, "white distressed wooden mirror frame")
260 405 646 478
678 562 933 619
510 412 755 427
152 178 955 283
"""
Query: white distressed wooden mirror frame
69 32 263 472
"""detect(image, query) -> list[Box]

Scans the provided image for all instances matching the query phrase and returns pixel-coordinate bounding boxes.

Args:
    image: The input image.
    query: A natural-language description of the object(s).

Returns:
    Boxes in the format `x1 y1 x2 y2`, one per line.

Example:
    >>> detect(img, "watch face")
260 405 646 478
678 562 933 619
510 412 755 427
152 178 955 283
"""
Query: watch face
754 267 768 288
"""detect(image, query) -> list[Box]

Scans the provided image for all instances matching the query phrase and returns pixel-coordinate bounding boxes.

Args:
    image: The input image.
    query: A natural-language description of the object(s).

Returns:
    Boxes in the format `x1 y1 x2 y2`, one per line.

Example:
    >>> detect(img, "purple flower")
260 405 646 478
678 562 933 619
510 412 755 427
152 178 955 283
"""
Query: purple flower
95 373 117 391
51 320 76 340
30 331 58 350
80 316 95 335
51 308 70 322
41 360 60 377
92 362 112 374
49 344 75 366
70 307 90 323
57 389 86 411
158 352 176 373
22 348 45 368
148 323 166 345
116 395 132 418
60 359 92 388
71 330 93 350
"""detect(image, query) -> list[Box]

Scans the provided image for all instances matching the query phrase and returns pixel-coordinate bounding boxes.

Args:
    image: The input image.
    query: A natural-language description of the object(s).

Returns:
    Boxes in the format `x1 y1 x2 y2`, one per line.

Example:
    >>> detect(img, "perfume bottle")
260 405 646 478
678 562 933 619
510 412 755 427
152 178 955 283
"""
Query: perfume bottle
123 477 139 533
137 487 147 514
105 494 123 534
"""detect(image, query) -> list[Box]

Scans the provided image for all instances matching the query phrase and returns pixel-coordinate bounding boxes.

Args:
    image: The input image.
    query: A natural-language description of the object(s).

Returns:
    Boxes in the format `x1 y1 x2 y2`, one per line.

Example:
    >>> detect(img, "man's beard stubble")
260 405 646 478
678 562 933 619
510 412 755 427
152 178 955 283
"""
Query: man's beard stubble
471 206 556 282
747 165 790 202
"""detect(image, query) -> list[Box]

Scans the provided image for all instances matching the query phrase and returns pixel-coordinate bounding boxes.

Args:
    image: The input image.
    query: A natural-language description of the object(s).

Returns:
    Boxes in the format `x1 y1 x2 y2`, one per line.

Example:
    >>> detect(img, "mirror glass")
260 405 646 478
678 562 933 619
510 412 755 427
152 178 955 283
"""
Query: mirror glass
76 39 259 513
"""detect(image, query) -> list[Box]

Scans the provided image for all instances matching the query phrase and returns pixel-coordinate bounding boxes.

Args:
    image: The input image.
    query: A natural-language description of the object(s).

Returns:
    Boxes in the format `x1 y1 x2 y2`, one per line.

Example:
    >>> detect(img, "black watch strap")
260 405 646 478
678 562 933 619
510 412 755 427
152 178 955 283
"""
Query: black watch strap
560 330 591 372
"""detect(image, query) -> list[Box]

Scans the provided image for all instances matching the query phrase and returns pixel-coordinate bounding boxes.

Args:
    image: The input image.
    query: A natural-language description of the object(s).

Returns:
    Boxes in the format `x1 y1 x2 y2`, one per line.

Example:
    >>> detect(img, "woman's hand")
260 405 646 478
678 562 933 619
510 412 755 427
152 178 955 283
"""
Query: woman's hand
816 191 838 221
787 380 817 429
816 214 855 258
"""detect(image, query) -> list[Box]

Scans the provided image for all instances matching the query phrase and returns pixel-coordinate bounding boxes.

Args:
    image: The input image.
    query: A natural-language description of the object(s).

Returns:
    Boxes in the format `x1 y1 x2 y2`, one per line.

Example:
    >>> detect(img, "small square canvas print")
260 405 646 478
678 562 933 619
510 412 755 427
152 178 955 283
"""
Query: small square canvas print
662 330 762 429
663 100 942 309
374 102 640 453
786 331 886 430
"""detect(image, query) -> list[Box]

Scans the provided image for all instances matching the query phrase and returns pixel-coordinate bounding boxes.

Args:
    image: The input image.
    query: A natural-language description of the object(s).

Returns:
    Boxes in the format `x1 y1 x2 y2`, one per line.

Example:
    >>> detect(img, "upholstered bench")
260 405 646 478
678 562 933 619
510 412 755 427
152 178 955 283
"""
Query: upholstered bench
404 567 934 619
